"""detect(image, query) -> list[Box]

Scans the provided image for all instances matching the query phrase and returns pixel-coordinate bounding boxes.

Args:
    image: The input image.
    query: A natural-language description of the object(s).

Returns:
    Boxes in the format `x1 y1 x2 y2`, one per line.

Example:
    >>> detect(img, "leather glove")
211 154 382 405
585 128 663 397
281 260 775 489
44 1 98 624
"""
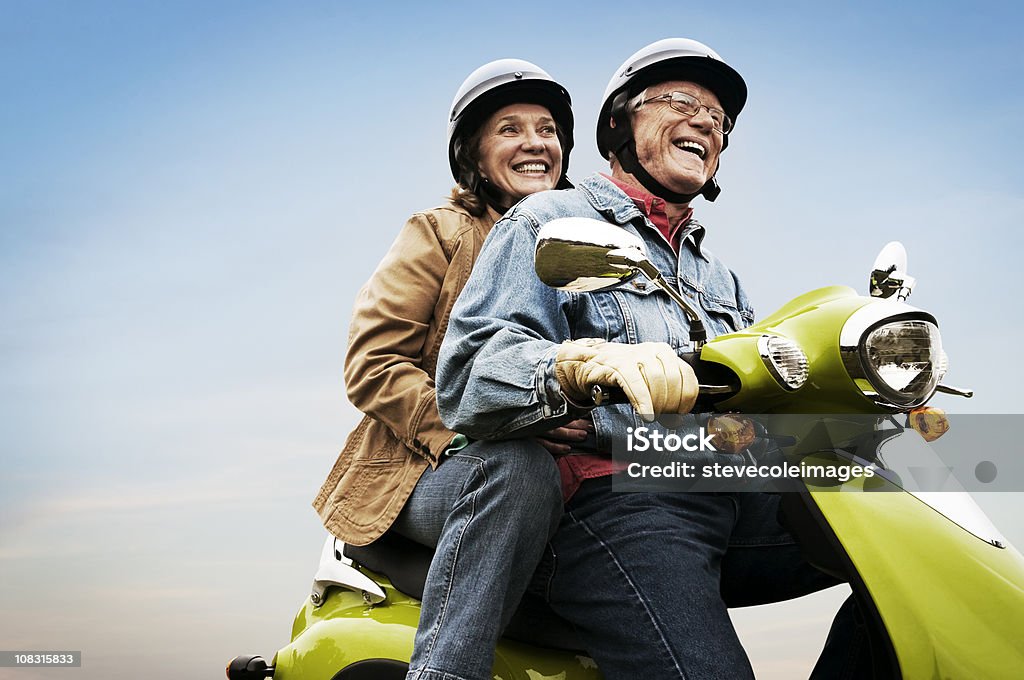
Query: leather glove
555 339 698 419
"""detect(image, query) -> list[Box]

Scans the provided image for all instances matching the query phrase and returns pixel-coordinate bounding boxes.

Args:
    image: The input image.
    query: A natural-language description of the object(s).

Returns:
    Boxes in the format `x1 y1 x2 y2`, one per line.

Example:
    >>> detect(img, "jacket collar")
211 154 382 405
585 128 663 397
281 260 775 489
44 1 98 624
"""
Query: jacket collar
578 173 646 225
578 173 708 260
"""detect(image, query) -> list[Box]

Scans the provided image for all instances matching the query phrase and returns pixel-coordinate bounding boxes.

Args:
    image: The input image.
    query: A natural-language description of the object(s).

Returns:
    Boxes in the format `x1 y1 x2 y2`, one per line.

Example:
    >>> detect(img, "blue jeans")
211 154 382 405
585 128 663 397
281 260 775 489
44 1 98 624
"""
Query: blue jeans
391 438 562 680
531 477 863 679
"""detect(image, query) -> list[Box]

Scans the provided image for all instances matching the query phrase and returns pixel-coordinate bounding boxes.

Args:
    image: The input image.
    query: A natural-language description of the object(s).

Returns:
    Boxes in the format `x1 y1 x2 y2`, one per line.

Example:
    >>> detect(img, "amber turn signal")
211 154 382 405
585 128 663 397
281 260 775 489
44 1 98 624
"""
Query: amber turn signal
908 406 950 442
707 414 756 453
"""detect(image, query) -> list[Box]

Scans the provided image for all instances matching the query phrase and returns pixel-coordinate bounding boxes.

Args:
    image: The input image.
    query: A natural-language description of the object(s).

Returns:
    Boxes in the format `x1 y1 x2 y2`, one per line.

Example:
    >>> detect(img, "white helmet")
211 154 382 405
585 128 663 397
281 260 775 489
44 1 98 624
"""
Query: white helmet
447 58 574 191
597 38 747 202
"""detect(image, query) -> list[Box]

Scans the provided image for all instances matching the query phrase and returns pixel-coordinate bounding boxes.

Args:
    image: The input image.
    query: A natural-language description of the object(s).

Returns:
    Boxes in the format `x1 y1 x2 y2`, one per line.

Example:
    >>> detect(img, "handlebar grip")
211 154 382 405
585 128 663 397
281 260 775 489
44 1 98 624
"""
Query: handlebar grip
587 351 735 409
589 383 731 407
590 384 626 406
585 352 704 405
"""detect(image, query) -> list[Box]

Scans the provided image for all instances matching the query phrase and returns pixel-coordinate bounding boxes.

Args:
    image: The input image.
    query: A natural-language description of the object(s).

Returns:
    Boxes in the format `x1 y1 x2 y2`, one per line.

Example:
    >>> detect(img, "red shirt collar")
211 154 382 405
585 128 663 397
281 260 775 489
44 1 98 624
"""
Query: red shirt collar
601 174 702 256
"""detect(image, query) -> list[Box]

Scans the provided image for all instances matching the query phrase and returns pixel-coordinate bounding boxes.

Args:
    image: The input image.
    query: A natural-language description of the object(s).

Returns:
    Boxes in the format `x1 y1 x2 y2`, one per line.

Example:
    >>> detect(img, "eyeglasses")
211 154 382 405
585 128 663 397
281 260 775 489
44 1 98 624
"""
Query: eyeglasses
630 90 733 134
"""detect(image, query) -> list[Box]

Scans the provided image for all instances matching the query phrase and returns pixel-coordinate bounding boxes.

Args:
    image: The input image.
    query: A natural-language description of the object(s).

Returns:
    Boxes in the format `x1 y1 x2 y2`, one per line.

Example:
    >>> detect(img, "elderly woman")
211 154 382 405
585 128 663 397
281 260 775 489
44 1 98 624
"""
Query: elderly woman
313 60 577 680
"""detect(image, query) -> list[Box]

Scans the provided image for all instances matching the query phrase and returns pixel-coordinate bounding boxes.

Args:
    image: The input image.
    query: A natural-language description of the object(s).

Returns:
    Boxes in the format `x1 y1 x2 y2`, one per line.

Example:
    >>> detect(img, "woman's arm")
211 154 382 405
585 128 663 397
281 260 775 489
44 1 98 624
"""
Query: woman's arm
343 211 462 465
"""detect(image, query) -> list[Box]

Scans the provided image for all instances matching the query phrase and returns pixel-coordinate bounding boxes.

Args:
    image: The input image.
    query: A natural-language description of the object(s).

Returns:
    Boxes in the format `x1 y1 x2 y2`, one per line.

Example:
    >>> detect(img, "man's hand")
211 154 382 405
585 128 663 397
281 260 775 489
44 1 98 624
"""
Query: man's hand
535 418 594 455
555 339 698 420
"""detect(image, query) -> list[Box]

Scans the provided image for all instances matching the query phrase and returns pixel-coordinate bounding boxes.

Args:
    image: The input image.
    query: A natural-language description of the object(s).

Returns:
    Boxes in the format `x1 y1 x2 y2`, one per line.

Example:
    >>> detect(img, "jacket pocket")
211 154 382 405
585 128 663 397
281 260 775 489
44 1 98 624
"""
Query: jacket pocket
598 282 665 345
699 293 751 335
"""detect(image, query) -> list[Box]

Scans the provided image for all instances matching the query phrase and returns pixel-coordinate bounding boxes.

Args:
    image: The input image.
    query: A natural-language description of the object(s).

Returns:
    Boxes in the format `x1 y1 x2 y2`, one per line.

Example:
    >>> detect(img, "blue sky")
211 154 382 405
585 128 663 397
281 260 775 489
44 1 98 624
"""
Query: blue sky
1 1 1022 678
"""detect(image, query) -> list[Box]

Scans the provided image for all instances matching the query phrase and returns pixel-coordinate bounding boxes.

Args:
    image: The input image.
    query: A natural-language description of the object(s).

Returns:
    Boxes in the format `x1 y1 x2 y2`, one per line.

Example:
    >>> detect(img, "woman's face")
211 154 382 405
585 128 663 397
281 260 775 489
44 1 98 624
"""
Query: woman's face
476 103 562 205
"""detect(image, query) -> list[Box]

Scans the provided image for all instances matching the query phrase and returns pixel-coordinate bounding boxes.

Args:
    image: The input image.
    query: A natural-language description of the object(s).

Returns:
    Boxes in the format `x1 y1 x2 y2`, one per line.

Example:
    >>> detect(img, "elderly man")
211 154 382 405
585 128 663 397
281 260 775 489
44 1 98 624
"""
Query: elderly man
436 39 867 679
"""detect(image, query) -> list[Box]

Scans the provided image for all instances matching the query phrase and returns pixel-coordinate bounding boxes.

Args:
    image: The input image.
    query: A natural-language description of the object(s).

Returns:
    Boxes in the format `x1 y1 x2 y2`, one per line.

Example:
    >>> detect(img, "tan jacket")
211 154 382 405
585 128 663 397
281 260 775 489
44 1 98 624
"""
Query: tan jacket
313 200 499 545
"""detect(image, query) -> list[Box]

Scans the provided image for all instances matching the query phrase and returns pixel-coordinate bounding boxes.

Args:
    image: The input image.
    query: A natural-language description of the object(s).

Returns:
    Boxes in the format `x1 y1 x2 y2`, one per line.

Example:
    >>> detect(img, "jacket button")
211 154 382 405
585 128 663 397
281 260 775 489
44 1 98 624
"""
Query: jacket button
412 438 422 448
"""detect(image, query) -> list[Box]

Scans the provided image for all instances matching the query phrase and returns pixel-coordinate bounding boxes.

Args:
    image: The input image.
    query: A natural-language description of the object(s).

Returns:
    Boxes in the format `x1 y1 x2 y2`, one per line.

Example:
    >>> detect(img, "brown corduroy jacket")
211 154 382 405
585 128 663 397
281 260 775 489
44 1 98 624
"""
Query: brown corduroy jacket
313 200 499 545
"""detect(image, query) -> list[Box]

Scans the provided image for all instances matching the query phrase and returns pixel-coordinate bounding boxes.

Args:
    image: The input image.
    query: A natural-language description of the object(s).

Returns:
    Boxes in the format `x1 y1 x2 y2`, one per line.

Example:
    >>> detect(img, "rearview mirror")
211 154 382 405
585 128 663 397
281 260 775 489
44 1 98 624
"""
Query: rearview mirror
870 241 915 300
534 217 646 292
534 217 708 347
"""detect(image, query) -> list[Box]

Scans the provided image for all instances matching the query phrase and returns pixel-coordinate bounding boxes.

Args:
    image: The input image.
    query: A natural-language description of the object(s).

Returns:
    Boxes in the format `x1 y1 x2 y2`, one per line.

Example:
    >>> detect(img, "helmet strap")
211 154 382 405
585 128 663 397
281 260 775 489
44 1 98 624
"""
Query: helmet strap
608 91 723 204
477 177 511 214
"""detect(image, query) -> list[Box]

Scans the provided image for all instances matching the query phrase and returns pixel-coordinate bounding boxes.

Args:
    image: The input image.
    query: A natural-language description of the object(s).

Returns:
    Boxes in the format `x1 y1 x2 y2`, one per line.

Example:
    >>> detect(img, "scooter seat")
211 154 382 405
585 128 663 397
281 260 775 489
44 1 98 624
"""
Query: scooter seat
343 531 433 600
344 531 587 653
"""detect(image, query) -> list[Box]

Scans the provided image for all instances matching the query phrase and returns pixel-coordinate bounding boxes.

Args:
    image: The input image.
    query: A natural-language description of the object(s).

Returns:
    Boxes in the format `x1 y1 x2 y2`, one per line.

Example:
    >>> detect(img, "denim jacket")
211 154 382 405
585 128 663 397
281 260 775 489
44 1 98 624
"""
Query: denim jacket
436 173 754 450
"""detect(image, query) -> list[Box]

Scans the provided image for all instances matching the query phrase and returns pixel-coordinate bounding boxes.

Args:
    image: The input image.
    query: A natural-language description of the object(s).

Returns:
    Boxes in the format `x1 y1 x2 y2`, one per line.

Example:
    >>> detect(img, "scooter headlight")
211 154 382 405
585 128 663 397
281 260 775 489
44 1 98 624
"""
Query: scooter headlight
840 301 943 410
861 320 942 407
758 335 808 390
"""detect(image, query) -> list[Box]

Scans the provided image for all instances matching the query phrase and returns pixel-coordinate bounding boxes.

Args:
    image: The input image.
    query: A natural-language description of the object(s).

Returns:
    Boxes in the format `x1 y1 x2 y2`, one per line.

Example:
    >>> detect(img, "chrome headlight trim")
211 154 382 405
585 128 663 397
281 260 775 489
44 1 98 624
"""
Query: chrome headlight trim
863 320 941 407
936 349 949 382
839 301 940 409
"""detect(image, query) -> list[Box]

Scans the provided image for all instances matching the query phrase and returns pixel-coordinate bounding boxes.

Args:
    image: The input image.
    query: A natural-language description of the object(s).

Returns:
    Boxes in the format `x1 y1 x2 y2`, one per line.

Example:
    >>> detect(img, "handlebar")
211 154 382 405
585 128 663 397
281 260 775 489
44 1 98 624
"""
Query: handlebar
588 352 737 409
590 383 734 406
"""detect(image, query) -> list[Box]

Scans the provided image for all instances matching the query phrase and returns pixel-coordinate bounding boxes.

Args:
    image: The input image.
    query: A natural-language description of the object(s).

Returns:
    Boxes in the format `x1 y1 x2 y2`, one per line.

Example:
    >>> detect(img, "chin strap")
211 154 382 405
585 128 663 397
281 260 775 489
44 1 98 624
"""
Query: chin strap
608 92 723 204
477 178 512 214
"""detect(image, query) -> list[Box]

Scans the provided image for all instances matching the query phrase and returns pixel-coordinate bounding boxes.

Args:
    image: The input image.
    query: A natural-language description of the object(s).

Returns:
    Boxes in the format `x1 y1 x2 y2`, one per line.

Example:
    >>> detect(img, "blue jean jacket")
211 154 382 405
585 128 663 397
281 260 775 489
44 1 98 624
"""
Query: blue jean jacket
436 173 754 451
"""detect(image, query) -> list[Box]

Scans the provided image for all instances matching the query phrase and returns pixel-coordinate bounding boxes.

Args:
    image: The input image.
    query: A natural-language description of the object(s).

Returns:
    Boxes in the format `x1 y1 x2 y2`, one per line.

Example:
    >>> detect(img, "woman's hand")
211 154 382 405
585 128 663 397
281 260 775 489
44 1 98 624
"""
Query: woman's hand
534 418 594 455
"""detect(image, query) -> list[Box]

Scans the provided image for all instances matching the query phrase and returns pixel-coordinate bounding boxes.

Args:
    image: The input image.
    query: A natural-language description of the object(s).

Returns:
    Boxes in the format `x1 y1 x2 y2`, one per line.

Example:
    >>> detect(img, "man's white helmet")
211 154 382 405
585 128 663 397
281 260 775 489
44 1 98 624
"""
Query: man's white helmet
597 38 747 202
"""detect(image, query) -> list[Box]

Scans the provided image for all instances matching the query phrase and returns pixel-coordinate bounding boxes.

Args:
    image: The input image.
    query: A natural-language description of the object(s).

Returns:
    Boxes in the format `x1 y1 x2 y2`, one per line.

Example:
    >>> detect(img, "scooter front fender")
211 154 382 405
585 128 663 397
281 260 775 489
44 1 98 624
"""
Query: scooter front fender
808 468 1024 679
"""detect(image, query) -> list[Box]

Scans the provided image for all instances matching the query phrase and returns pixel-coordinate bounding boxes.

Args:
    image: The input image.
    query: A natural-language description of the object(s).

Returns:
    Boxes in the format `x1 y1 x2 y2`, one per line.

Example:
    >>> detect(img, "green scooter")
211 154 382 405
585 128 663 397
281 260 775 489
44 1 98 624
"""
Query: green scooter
228 218 1024 680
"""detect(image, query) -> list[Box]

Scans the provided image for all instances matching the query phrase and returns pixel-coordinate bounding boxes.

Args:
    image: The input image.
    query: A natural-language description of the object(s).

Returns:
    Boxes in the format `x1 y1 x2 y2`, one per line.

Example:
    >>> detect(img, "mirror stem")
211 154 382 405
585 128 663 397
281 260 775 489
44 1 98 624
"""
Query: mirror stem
606 250 708 349
637 262 707 348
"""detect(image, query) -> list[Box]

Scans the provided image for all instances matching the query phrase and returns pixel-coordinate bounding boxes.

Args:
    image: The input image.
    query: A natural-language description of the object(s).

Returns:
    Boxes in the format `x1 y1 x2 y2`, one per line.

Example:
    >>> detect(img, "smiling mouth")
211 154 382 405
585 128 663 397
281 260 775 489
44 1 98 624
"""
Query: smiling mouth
674 140 707 160
513 162 549 175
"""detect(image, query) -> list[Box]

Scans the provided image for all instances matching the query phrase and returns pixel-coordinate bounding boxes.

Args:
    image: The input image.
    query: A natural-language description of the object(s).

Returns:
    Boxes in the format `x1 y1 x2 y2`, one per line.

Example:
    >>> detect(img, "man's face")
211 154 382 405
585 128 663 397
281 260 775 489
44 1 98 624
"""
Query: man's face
628 80 724 195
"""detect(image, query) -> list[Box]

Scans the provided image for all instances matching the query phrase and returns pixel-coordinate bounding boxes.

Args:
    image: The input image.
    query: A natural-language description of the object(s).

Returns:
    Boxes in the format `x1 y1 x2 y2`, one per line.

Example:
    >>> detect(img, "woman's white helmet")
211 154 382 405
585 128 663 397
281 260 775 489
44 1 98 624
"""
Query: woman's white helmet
597 38 746 202
447 59 574 190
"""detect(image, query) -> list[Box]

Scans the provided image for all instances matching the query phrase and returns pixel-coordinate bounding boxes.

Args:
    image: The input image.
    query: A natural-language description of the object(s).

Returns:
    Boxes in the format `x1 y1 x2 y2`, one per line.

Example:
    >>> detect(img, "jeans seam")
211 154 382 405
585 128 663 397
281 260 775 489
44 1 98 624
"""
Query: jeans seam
407 667 477 680
570 509 689 680
419 456 485 668
446 452 485 501
539 542 557 602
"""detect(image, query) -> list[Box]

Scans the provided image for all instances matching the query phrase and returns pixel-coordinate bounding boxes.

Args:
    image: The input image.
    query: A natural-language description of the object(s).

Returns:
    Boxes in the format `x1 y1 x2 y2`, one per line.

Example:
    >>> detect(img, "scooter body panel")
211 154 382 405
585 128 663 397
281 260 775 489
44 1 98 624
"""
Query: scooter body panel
702 286 886 413
273 575 602 680
810 473 1024 679
272 587 417 679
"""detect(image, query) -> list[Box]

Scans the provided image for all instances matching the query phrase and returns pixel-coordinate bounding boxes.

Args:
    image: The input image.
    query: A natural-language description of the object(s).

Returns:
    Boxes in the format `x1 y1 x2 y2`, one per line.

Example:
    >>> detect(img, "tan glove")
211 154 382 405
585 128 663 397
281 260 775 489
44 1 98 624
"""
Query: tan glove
555 339 698 419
